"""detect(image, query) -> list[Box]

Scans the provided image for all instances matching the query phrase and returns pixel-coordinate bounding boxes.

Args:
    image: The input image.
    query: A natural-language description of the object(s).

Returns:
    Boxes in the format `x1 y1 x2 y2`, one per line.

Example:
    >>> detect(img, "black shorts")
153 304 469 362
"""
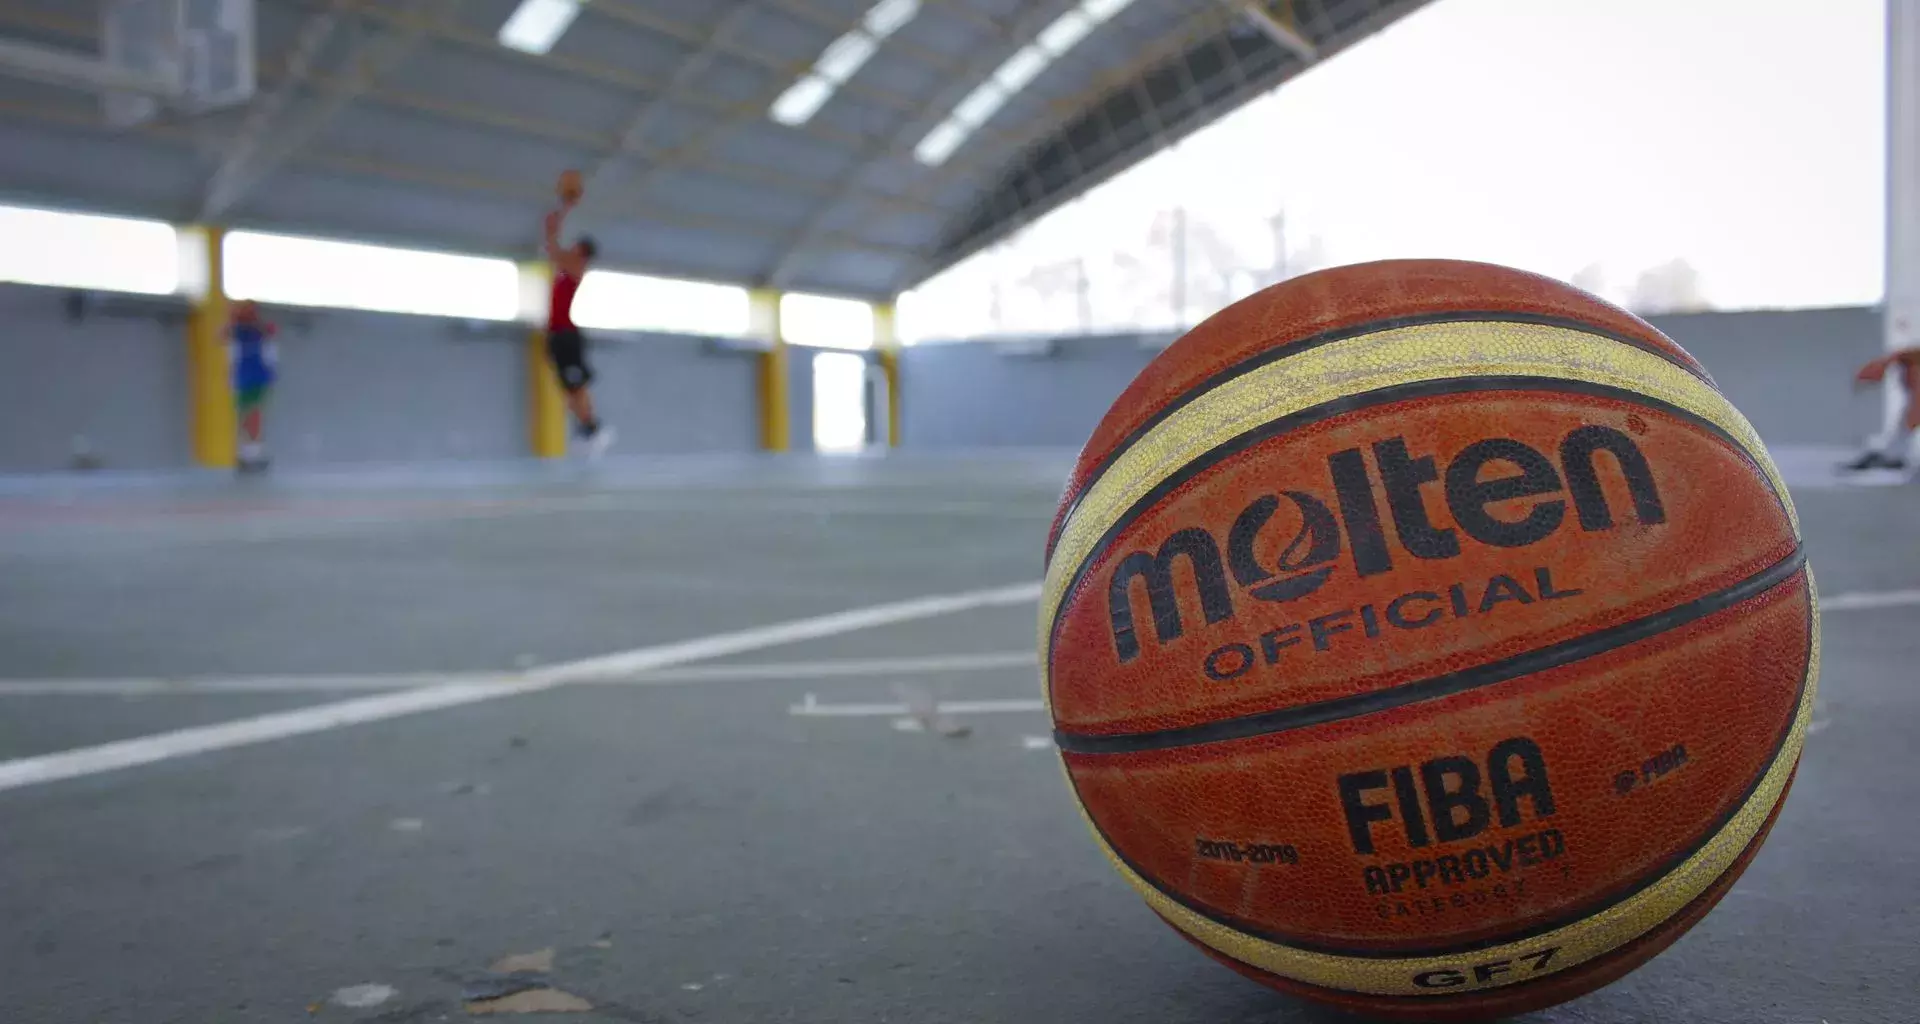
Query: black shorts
546 327 593 391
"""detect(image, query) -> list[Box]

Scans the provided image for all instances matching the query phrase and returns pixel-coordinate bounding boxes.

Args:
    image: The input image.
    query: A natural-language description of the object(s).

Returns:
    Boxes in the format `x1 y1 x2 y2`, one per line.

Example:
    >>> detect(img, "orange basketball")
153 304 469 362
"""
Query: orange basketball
1040 259 1815 1021
557 168 584 202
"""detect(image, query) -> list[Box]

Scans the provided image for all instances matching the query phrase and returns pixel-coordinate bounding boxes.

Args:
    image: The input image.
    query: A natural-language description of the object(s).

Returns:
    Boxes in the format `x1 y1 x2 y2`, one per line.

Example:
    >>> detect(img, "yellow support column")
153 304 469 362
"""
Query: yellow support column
520 262 567 458
527 330 568 458
873 302 900 448
751 288 789 451
184 225 236 469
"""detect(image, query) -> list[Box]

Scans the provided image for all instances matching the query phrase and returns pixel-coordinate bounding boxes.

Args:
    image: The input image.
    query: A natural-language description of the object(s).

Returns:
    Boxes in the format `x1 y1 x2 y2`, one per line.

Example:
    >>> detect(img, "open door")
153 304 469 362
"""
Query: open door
811 350 869 453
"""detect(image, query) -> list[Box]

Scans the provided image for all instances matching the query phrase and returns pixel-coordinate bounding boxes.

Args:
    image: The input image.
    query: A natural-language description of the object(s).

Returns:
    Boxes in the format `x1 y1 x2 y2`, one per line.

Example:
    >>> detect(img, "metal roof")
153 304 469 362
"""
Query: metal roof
0 0 1431 300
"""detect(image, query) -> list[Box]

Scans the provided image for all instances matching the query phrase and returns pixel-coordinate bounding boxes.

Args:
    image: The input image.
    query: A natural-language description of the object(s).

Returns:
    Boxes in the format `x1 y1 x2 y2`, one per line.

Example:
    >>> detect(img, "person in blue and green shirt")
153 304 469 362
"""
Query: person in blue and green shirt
229 299 279 474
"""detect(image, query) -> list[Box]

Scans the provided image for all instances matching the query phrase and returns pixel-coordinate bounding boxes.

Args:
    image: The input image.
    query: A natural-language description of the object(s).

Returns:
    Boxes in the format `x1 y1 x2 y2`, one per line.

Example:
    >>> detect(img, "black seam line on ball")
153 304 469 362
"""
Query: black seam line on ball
1056 563 1811 962
1054 547 1805 756
1042 375 1788 713
1042 310 1718 561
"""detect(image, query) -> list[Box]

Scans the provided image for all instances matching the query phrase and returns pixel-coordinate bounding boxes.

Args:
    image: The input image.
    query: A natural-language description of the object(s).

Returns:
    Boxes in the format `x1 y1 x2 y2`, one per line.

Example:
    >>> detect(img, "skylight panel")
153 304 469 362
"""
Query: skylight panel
815 32 878 84
1079 0 1138 24
993 45 1051 94
498 0 582 55
863 0 921 38
769 0 926 127
1036 10 1094 55
955 82 1010 126
913 119 968 165
771 75 835 126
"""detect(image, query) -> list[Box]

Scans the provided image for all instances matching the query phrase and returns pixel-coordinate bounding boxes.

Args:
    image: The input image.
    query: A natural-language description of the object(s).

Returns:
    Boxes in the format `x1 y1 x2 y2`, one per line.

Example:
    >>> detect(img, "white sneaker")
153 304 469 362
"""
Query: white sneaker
586 424 617 460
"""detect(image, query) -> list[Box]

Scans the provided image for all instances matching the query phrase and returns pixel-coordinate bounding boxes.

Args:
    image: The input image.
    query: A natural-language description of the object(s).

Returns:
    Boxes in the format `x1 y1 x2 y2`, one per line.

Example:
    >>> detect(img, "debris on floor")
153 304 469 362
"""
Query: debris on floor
892 683 973 738
463 975 547 1003
464 987 592 1015
330 983 397 1009
488 948 554 974
588 934 614 949
459 946 595 1016
389 818 426 832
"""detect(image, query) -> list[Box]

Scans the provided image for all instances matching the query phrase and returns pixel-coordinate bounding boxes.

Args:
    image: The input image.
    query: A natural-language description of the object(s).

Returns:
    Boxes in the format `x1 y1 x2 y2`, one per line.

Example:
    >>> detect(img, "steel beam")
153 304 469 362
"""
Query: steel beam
869 3 1238 286
197 1 347 218
200 0 462 219
576 0 761 205
760 0 1040 288
0 2 950 217
256 0 1031 159
0 34 183 98
1224 0 1317 62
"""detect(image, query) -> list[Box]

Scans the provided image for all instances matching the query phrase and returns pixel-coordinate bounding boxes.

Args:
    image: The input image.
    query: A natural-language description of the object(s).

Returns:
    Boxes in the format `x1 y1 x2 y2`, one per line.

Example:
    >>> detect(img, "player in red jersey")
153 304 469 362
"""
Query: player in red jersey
1843 347 1920 472
544 189 614 458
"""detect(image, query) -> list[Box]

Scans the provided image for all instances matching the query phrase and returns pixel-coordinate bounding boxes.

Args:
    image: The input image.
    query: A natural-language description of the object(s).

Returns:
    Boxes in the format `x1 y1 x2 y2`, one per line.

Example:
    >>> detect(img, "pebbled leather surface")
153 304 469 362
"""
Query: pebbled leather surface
1049 390 1796 737
1064 572 1809 953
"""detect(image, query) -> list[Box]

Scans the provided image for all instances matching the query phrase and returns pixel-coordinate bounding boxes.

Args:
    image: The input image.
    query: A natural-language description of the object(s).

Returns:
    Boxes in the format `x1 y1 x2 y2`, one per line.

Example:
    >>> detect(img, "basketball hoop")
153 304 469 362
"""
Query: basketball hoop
100 0 255 129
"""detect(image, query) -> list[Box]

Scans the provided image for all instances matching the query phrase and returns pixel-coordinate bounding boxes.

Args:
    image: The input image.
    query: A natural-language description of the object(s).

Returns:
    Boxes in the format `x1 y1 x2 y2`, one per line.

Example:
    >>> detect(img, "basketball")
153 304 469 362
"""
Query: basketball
557 168 584 202
1040 260 1816 1020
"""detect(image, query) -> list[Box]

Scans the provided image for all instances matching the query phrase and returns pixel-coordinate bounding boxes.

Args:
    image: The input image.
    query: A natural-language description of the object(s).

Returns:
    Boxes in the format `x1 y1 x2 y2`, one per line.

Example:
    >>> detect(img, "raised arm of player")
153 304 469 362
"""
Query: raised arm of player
544 203 586 279
1856 353 1898 386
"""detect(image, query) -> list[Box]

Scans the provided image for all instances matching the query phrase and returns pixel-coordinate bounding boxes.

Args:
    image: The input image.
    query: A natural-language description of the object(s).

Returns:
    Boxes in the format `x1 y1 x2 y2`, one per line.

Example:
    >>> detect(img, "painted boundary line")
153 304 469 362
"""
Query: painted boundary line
0 583 1910 792
609 651 1037 685
0 493 1049 552
0 583 1042 794
0 653 1042 698
789 695 1045 718
4 585 1912 700
0 673 507 697
1820 588 1920 611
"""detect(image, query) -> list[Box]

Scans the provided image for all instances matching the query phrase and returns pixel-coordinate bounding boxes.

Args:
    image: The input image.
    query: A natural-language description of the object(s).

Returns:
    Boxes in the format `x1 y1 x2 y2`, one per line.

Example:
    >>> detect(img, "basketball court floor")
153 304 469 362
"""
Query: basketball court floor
0 449 1914 1023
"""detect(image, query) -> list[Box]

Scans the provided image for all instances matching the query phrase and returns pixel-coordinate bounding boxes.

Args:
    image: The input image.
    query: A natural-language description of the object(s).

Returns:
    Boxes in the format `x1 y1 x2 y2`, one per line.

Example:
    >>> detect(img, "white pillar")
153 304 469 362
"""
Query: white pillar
1885 0 1920 438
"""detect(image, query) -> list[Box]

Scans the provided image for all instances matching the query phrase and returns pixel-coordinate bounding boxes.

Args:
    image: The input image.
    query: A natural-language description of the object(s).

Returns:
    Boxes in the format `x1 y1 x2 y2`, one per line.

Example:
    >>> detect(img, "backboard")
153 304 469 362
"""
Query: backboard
101 0 181 128
102 0 255 128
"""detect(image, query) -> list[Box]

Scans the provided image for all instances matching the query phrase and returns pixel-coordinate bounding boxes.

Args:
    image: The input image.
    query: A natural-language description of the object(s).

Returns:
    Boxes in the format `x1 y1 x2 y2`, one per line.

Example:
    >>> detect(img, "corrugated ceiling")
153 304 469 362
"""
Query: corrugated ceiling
0 0 1431 298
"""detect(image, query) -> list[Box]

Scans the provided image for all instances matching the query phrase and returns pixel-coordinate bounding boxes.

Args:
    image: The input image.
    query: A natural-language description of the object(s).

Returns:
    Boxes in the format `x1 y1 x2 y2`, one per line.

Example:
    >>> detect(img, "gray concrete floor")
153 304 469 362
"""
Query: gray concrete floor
0 450 1914 1024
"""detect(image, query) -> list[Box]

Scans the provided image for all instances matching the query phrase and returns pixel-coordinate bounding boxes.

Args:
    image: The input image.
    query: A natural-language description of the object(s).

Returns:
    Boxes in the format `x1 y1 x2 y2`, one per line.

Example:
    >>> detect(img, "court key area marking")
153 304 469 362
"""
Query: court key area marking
0 583 1041 794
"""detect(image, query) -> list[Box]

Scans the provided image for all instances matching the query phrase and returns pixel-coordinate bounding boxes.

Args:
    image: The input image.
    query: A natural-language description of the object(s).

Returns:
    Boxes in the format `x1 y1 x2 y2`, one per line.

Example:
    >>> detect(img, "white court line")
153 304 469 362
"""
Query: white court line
1 581 1906 791
0 652 1040 698
2 584 1909 702
0 582 1042 794
1820 589 1920 611
789 695 1045 717
593 651 1037 685
0 673 501 697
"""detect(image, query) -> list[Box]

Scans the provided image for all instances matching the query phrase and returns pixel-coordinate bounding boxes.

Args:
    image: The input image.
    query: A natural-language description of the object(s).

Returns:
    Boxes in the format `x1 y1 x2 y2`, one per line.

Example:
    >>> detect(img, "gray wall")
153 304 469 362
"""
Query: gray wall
578 332 762 455
900 309 1886 450
0 284 189 472
787 344 818 453
0 283 764 473
1 285 1882 475
1647 306 1884 445
900 335 1156 450
267 310 523 466
272 316 762 464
